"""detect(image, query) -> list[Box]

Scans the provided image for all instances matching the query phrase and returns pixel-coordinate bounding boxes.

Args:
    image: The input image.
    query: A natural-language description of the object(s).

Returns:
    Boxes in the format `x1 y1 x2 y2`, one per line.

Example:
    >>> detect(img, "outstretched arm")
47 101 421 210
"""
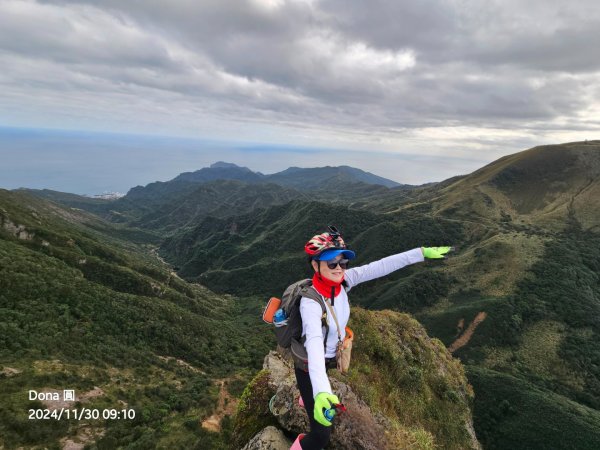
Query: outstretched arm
344 248 423 288
344 246 454 288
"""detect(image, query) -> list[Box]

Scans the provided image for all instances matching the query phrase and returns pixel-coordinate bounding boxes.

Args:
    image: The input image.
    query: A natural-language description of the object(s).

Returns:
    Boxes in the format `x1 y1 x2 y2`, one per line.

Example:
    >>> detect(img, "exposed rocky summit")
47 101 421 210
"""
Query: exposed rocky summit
234 308 481 450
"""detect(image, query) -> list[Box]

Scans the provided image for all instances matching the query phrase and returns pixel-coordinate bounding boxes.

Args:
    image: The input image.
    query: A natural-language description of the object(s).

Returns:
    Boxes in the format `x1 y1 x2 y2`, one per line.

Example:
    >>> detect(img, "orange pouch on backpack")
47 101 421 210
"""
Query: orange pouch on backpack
263 297 281 324
337 326 354 374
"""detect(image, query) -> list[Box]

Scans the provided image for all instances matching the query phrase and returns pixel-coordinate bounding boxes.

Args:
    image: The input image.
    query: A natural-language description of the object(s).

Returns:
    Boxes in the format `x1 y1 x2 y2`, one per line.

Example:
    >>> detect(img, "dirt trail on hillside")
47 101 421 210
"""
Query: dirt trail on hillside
449 312 487 353
157 355 206 374
60 426 105 450
201 378 238 432
150 247 183 283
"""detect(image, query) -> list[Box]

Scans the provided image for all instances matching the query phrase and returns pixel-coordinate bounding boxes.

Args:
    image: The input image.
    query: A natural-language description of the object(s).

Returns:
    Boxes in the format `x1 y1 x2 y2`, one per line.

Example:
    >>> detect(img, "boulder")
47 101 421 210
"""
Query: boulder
241 426 291 450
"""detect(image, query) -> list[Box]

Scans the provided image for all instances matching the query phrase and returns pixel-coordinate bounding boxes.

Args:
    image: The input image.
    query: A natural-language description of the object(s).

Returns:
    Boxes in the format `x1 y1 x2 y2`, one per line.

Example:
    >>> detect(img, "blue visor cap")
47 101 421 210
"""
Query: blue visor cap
316 249 356 261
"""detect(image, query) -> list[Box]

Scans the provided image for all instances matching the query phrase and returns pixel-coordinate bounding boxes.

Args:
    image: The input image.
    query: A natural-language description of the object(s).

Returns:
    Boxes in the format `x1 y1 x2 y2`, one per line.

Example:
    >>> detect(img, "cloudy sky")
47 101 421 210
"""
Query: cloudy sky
1 0 599 193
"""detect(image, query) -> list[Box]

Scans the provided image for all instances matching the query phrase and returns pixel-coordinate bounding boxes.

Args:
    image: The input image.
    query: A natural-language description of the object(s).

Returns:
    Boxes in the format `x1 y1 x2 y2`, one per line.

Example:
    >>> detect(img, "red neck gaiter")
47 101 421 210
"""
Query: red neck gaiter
312 273 343 299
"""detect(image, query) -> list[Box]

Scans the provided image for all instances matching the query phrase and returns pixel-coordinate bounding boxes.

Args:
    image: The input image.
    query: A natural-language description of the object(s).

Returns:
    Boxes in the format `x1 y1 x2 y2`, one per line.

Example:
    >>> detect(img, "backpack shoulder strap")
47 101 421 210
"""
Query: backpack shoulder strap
301 285 325 305
281 279 311 310
342 279 350 294
300 285 329 351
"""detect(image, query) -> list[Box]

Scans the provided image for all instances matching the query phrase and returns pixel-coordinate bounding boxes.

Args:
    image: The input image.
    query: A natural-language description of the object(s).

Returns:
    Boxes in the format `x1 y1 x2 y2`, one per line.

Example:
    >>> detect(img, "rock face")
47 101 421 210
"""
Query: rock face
263 351 390 450
1 217 34 240
234 308 482 450
240 426 290 450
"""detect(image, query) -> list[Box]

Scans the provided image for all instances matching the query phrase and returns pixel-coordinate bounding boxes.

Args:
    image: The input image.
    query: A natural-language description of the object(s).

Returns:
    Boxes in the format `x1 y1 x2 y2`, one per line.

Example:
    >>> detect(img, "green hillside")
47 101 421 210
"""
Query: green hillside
430 141 600 231
469 367 600 450
18 189 115 216
129 180 307 234
0 189 272 449
265 165 401 189
160 199 462 297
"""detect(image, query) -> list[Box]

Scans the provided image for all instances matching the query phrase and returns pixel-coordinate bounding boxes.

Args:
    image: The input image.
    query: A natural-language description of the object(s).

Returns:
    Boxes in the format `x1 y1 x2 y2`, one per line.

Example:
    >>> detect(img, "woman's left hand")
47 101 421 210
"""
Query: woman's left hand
422 246 454 259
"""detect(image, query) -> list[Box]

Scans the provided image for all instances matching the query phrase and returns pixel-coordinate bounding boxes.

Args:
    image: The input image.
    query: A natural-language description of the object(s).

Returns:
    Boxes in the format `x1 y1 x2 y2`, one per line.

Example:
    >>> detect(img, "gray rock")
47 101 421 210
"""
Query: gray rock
240 426 291 450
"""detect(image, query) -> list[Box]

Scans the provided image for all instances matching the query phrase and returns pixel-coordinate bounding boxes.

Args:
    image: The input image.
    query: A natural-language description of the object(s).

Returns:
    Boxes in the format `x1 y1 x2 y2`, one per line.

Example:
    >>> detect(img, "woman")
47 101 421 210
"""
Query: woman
291 226 452 450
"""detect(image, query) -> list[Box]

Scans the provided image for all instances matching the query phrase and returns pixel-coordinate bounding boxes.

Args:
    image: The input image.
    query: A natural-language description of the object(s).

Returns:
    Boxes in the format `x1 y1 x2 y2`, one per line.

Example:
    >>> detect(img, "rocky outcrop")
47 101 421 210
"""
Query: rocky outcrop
1 216 34 240
241 426 290 450
234 307 481 450
245 351 392 450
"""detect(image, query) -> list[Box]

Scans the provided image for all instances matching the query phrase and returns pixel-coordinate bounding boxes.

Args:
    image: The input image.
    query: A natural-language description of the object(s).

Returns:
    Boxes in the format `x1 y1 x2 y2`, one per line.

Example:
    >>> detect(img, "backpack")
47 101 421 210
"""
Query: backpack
264 279 346 371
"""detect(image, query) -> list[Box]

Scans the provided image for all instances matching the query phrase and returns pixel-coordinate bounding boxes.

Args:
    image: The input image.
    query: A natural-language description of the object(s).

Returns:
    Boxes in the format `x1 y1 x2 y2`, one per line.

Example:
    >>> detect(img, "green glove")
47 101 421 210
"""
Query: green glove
422 246 454 259
314 392 340 427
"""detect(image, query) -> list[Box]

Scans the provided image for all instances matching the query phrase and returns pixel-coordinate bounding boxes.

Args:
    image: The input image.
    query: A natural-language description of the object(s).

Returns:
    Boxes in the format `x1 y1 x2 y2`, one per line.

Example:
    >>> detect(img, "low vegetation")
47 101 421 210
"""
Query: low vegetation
0 190 272 449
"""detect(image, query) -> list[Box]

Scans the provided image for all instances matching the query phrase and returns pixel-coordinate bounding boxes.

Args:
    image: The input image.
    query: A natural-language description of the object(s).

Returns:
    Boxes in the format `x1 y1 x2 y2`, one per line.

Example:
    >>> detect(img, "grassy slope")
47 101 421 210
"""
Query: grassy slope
430 141 600 231
345 308 476 450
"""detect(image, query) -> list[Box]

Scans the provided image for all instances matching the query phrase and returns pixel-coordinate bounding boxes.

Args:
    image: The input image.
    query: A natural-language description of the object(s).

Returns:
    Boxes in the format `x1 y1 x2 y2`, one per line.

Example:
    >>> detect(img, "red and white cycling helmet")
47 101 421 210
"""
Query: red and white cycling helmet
304 225 355 260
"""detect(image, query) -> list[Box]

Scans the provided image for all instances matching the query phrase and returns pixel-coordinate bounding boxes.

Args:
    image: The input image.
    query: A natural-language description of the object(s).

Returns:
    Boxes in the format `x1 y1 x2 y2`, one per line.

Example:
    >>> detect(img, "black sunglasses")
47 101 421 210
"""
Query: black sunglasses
325 259 349 270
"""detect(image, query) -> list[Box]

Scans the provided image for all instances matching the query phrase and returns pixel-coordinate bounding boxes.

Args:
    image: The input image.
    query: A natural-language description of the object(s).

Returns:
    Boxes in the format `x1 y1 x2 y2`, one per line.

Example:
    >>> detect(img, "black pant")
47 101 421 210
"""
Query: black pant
294 368 332 450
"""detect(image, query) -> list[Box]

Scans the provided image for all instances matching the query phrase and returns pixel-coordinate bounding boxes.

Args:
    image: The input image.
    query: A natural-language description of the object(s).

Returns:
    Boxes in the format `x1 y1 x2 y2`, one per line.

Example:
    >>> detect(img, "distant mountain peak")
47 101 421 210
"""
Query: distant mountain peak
171 162 263 184
266 165 401 189
210 161 243 169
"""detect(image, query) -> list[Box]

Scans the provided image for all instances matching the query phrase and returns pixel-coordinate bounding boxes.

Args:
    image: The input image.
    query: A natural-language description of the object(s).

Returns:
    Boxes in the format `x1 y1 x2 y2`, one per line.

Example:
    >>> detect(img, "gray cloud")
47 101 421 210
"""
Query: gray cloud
324 0 600 71
1 0 598 163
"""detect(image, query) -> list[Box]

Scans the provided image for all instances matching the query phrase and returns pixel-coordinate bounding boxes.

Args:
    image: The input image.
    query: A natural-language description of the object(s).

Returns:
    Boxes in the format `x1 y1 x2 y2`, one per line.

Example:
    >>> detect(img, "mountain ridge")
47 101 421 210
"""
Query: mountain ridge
165 162 403 190
23 162 404 231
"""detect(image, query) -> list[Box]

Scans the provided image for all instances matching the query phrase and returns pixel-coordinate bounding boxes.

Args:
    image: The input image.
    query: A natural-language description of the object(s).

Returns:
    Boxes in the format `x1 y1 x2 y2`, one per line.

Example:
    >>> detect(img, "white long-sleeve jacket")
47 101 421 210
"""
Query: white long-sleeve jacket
299 248 425 397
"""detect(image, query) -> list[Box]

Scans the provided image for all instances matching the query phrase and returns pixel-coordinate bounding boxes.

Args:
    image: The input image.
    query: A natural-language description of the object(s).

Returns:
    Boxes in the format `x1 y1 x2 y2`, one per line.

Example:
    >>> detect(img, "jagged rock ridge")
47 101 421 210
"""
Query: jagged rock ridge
234 308 481 450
